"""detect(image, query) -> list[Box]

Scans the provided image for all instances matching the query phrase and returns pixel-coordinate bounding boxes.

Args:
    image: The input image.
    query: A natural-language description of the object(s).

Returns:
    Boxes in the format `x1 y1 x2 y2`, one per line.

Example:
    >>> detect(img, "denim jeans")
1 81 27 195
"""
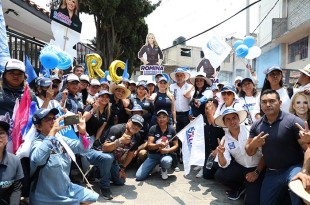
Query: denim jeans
136 153 173 181
260 164 303 205
82 150 114 189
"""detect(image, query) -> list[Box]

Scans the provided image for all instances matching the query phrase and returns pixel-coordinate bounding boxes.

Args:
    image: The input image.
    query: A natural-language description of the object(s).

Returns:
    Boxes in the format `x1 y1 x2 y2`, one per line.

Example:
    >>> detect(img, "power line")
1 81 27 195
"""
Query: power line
162 0 261 51
251 0 280 34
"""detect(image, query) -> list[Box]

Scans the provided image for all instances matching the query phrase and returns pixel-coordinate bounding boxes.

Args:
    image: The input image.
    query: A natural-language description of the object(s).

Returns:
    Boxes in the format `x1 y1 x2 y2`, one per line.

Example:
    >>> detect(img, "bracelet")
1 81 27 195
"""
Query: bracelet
115 139 123 147
254 169 260 175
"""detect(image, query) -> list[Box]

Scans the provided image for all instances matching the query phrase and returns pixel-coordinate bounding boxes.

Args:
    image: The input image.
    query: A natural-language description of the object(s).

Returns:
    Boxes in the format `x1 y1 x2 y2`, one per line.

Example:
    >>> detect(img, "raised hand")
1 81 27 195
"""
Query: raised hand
49 116 67 137
77 112 86 135
296 121 310 144
217 138 225 156
251 132 268 148
46 84 54 99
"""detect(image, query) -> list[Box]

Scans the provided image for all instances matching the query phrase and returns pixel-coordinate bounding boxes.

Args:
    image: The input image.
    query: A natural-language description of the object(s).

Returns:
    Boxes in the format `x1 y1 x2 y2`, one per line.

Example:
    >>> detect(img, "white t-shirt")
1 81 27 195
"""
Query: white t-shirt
239 95 259 125
36 97 61 109
217 125 262 168
169 83 191 112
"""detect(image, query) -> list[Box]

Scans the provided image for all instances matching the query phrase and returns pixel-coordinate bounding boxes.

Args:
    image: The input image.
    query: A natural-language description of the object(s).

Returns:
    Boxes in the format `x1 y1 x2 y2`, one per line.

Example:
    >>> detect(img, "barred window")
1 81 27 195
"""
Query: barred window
288 36 308 63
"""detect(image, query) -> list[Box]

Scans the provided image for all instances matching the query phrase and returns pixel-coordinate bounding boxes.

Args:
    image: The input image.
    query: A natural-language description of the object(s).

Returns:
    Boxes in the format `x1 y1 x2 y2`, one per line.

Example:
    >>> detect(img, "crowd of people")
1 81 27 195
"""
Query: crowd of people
1 58 310 205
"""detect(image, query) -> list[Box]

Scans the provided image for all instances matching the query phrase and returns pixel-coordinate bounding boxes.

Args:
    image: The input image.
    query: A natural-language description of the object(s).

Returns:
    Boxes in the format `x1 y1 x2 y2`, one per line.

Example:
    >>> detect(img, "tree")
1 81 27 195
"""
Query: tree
79 0 161 75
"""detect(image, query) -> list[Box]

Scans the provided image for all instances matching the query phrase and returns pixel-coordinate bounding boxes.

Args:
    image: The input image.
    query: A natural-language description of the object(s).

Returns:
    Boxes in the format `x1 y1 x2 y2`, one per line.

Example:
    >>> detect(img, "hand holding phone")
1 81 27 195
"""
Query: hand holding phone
64 114 79 126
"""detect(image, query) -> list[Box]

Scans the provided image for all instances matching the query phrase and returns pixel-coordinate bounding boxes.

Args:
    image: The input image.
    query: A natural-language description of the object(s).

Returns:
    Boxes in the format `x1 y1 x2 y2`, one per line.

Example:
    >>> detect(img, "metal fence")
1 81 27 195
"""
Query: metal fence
6 27 95 71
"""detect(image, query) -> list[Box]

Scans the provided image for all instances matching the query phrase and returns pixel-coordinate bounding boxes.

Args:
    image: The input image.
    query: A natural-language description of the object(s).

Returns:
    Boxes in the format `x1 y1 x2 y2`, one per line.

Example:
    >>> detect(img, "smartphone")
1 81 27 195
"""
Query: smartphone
64 115 79 126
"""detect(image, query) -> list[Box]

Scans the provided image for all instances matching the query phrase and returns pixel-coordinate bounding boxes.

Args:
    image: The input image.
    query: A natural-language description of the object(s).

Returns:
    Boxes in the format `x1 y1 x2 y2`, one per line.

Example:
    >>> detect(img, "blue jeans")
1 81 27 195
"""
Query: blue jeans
260 164 303 205
136 153 173 181
82 150 114 189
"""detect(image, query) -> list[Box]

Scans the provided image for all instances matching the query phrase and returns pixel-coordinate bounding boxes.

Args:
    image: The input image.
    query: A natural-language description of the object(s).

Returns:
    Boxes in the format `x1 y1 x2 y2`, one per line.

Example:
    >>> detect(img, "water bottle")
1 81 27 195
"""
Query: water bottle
205 153 214 170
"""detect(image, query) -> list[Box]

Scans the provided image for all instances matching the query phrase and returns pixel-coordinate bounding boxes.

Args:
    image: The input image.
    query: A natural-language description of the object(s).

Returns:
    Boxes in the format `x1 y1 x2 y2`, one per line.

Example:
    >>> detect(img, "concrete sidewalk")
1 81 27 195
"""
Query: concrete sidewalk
93 165 244 205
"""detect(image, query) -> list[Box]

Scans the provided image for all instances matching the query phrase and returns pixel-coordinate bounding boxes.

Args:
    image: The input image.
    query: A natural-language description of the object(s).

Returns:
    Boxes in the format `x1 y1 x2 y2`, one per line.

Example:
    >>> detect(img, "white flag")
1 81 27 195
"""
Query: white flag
202 32 231 69
178 114 205 176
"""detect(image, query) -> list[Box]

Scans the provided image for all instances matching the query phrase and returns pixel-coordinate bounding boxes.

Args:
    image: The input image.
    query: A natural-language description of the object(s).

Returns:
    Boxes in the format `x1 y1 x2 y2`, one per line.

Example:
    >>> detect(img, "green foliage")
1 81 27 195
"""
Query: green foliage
79 0 161 76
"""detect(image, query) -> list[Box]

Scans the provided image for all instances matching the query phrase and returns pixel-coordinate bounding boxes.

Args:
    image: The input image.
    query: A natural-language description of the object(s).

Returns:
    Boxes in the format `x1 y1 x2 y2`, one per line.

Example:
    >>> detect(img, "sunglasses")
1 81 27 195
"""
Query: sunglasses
221 92 234 96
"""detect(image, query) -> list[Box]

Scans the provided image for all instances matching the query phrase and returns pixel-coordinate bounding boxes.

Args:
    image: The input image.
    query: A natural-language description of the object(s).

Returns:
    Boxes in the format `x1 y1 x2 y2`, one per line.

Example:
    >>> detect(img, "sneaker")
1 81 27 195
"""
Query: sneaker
174 166 180 172
161 168 168 180
196 169 203 178
227 187 245 200
151 164 161 174
100 188 113 200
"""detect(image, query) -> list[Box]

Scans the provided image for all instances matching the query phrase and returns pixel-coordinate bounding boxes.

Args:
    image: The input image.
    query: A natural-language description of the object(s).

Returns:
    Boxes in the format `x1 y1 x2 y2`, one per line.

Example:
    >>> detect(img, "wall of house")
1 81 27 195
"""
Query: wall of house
287 0 310 30
258 0 284 47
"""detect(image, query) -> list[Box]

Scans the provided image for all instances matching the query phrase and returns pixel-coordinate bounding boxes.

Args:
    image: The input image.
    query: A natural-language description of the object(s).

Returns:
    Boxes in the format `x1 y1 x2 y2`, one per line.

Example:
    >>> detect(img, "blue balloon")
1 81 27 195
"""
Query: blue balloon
235 44 249 58
233 40 243 49
57 51 73 70
243 36 255 48
39 52 59 69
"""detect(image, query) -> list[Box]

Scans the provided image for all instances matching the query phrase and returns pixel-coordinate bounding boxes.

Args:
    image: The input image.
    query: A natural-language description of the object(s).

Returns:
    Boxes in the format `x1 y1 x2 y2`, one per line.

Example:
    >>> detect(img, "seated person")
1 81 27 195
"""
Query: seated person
136 109 178 181
0 113 24 205
29 108 98 204
214 108 264 205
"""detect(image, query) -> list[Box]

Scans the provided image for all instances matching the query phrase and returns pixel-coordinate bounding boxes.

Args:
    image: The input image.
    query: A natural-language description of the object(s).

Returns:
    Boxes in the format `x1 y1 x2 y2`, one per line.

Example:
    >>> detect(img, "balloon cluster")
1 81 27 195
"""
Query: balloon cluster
39 45 73 70
233 36 262 60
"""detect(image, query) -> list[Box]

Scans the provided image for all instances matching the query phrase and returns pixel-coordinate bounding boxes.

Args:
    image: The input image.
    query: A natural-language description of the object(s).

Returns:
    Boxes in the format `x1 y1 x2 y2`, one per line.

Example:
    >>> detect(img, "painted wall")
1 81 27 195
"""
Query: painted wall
255 45 282 88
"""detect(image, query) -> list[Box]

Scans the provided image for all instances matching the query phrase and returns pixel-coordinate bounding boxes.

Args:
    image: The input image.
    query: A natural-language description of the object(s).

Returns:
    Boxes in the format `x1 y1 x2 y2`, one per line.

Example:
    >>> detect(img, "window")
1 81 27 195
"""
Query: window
180 48 191 57
288 36 308 63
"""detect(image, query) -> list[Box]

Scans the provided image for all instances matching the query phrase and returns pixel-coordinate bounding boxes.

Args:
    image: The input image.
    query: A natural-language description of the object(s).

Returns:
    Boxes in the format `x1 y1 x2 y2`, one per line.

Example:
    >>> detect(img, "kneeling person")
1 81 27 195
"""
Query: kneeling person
136 109 178 181
214 108 264 205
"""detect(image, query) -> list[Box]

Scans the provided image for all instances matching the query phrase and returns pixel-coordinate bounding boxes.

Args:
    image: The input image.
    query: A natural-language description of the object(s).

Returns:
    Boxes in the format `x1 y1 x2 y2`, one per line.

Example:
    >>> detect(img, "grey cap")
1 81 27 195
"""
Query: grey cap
131 114 144 127
157 109 169 116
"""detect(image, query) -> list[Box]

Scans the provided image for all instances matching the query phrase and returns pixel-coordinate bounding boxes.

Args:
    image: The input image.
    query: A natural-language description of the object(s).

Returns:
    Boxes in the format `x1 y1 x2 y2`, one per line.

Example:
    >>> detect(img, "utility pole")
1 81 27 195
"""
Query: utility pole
245 0 251 78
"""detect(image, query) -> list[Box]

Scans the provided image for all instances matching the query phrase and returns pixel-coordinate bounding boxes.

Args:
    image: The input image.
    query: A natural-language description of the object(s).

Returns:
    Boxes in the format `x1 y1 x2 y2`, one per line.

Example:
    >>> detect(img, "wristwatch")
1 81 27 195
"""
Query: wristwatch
254 169 260 175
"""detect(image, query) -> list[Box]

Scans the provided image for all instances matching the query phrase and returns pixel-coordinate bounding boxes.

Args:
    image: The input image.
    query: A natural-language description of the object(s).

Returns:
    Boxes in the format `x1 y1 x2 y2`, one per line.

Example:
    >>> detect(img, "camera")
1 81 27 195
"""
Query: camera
64 115 79 126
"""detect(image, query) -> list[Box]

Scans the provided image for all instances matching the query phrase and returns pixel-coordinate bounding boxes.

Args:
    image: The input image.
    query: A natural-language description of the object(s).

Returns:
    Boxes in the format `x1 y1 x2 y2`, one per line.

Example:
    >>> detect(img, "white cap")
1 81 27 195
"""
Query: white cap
5 59 25 73
67 74 80 82
80 74 90 83
90 79 100 86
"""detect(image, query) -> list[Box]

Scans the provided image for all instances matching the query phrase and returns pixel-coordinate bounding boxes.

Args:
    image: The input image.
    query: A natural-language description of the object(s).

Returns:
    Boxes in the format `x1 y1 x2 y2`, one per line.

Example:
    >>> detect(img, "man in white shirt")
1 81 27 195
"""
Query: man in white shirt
214 108 264 205
169 68 193 168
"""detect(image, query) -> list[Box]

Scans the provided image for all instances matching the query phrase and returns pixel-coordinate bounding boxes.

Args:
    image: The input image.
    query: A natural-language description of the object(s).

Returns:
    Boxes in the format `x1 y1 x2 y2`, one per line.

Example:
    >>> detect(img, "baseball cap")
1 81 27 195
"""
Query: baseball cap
157 109 169 116
67 74 80 82
240 78 254 86
158 77 168 83
0 113 10 133
50 75 61 83
32 108 59 125
80 74 90 83
131 114 144 127
137 81 146 88
90 79 100 86
5 59 25 73
98 90 111 97
37 77 52 87
264 65 282 75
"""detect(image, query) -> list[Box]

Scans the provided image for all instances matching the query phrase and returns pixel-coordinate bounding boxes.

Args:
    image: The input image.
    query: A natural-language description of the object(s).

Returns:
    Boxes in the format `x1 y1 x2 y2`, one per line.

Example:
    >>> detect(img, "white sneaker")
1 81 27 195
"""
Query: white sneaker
196 169 203 178
174 166 180 172
151 164 160 174
161 168 168 180
193 166 202 171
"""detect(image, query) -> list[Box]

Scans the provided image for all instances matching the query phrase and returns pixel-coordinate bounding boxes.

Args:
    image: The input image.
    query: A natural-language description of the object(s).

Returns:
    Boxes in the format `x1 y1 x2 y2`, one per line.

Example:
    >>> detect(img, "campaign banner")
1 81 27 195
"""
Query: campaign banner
140 65 164 75
178 114 205 176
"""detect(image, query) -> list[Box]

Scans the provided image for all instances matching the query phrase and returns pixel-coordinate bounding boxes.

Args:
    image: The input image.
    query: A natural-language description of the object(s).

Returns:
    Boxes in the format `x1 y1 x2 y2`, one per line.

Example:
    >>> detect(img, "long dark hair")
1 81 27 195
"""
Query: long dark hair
193 79 209 98
261 76 284 94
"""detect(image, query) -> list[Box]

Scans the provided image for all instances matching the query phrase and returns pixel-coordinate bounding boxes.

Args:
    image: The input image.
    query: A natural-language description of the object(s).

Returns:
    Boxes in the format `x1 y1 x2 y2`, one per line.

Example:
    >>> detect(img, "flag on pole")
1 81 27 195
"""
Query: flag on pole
178 114 205 176
202 32 231 69
40 64 50 78
25 55 38 83
11 84 31 153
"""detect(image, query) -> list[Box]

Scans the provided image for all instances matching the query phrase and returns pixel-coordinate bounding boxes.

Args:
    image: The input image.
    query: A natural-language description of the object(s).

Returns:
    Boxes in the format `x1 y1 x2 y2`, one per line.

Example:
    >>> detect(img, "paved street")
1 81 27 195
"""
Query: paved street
92 164 244 205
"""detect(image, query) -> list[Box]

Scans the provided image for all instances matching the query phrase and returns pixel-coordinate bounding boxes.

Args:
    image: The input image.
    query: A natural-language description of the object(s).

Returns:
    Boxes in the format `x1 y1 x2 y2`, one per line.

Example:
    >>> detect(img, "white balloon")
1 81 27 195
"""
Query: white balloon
245 46 262 60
